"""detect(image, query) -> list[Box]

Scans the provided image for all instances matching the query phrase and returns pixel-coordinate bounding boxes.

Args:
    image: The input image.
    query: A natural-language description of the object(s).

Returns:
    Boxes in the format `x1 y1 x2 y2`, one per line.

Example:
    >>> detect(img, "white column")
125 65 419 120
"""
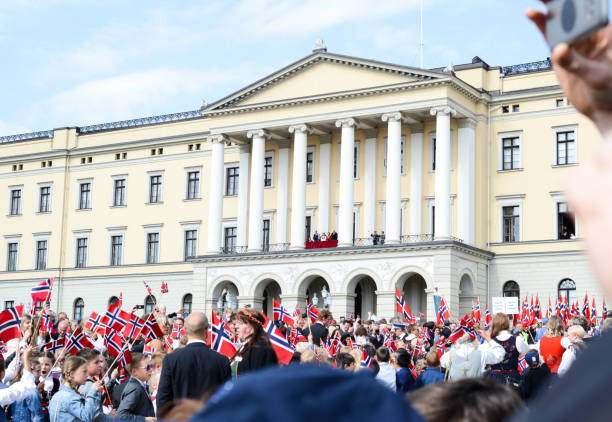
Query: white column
382 112 402 244
457 118 476 244
289 124 311 249
363 130 377 238
236 144 250 249
247 129 269 252
206 135 226 253
317 135 331 232
430 106 456 240
276 140 290 245
335 118 356 247
409 124 424 237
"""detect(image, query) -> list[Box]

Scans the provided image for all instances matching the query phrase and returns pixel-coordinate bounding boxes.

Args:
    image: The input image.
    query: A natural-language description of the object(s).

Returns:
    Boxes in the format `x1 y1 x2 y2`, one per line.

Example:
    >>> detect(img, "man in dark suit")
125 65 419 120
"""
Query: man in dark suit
156 312 231 414
309 310 332 345
117 352 156 420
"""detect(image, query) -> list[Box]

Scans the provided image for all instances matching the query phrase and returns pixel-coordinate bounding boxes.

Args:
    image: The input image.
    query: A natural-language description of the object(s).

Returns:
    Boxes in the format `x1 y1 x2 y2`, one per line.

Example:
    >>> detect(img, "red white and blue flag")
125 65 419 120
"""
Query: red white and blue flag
85 312 109 336
603 298 608 320
436 297 451 326
40 310 55 334
273 300 295 328
591 298 597 325
485 305 492 329
207 312 236 359
360 349 372 368
395 287 415 323
474 298 482 322
518 354 528 375
171 324 186 339
161 282 168 294
117 292 123 309
0 305 23 343
65 328 94 355
142 314 164 341
45 337 64 354
143 281 152 296
123 314 146 340
292 304 301 320
143 344 156 359
582 293 590 321
307 302 319 324
105 303 131 332
448 315 476 343
31 278 53 303
104 327 123 357
117 345 133 370
262 313 294 365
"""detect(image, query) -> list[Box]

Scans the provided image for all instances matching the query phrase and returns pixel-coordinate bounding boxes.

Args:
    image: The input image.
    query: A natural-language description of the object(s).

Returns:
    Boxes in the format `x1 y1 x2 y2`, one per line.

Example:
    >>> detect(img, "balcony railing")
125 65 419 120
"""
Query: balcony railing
219 243 290 254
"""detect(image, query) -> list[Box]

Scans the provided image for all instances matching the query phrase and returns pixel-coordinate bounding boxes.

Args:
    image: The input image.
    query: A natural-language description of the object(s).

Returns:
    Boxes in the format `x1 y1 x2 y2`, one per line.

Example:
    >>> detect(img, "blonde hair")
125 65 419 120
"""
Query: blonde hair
567 325 585 339
546 316 565 337
62 356 88 393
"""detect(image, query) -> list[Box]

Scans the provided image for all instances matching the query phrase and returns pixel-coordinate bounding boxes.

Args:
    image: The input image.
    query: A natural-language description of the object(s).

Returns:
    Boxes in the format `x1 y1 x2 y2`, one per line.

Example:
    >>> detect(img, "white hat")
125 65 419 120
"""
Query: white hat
405 333 417 342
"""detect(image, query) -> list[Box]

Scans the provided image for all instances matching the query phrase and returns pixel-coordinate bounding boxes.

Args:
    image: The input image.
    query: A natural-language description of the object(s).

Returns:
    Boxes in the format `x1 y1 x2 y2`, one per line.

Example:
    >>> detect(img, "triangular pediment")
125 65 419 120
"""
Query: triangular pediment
205 52 445 111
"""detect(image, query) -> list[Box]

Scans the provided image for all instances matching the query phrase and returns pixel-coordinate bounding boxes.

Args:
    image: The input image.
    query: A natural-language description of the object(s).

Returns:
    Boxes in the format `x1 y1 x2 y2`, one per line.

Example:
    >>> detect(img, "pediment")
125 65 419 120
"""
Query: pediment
205 53 445 111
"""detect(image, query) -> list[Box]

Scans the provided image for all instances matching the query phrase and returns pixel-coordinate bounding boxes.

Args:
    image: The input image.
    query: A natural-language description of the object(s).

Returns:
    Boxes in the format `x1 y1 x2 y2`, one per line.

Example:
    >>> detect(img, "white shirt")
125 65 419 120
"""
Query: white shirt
558 340 582 376
186 339 207 346
375 362 397 392
0 371 36 407
494 330 532 355
441 340 506 376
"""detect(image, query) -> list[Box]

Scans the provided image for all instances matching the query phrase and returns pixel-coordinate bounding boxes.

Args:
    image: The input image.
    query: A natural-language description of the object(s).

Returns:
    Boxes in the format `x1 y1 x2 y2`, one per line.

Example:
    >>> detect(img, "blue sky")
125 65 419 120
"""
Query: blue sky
0 0 594 136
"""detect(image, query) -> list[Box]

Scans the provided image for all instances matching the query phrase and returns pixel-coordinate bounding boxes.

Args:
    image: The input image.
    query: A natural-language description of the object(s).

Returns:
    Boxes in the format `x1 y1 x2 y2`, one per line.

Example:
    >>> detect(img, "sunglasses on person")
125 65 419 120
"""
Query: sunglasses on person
141 364 153 371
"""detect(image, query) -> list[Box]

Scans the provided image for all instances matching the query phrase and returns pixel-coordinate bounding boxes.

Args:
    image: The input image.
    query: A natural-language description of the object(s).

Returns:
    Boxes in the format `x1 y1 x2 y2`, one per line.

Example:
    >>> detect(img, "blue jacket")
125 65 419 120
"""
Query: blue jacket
396 368 417 393
11 392 44 422
49 384 101 422
416 367 445 388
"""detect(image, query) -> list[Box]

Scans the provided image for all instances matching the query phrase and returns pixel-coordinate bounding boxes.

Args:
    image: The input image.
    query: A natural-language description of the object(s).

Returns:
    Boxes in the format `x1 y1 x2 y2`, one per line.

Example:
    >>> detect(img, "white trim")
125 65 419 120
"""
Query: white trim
33 232 50 271
497 130 523 171
7 184 23 216
143 224 163 264
306 145 316 184
223 161 240 197
181 221 200 260
383 135 406 177
73 231 90 268
550 192 578 240
305 207 315 240
36 181 53 213
221 219 238 249
264 150 275 188
497 197 523 243
184 166 202 200
110 174 128 207
146 170 164 204
429 131 436 172
107 227 126 266
4 235 21 271
552 124 578 166
76 178 93 210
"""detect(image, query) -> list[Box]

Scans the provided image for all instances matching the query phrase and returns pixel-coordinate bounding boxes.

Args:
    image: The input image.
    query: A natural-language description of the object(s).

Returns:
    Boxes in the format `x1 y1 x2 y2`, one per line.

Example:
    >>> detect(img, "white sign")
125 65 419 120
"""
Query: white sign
491 297 520 315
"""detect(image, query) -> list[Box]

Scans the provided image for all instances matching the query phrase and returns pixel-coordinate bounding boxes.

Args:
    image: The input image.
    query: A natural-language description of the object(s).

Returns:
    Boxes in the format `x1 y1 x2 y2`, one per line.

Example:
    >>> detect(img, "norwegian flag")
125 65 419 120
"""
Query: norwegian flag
31 277 53 303
395 287 414 322
547 297 553 319
118 368 128 383
582 293 590 321
143 344 156 359
360 349 372 368
40 310 55 334
471 301 475 321
484 305 492 329
85 312 109 336
448 315 476 343
418 312 425 318
161 282 169 294
164 335 173 352
206 312 236 359
518 354 528 375
474 298 482 322
117 292 123 309
65 328 94 355
383 335 397 352
591 298 597 325
0 305 23 343
123 314 146 340
104 328 123 357
45 337 65 354
262 313 294 365
142 314 164 341
292 304 301 320
143 281 153 296
171 324 186 339
435 336 447 359
117 345 133 370
307 302 319 324
273 300 295 328
436 297 451 326
534 296 542 321
105 303 131 332
603 298 608 320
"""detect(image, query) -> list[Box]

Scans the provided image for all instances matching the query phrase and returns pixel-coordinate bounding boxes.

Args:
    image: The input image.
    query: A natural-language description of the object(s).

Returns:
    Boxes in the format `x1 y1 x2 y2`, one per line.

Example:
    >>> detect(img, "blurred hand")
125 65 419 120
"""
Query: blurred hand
477 329 492 343
22 346 33 372
110 367 119 380
527 2 612 137
92 379 103 392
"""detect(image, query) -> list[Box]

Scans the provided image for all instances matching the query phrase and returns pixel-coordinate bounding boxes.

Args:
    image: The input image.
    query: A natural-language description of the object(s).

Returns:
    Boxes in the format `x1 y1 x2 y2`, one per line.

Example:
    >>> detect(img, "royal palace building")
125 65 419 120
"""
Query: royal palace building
0 41 603 321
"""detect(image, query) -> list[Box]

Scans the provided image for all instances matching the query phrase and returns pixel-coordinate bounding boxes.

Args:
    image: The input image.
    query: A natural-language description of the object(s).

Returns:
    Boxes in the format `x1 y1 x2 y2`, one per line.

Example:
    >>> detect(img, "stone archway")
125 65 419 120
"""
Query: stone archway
459 274 474 318
298 275 331 312
212 281 240 312
397 272 428 320
350 275 378 319
257 279 282 318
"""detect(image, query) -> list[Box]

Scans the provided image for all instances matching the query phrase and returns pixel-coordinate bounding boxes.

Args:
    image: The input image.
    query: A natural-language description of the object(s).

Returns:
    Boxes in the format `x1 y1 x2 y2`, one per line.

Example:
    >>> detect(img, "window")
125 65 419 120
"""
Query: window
502 206 520 242
512 104 520 112
226 167 239 196
35 240 47 270
503 280 520 298
353 144 359 178
558 278 577 304
186 171 200 200
305 216 312 242
184 230 197 260
79 182 91 209
10 188 21 215
145 295 156 314
6 243 18 271
108 296 119 306
306 148 314 183
4 301 14 310
39 186 51 212
149 175 162 203
76 238 88 268
147 232 160 264
556 130 576 165
556 99 564 107
110 235 123 266
183 294 193 314
113 179 126 206
502 137 520 170
224 227 237 253
383 136 406 176
73 298 84 320
430 135 436 171
262 219 270 251
264 156 273 187
502 105 510 113
557 202 575 239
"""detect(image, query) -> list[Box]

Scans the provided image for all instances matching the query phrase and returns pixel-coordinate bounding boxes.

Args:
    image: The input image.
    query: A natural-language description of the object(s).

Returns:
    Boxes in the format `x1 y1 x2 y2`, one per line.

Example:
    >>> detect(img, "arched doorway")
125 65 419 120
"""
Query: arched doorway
398 273 427 320
256 279 282 318
459 274 474 318
352 276 377 319
300 276 331 311
213 281 239 313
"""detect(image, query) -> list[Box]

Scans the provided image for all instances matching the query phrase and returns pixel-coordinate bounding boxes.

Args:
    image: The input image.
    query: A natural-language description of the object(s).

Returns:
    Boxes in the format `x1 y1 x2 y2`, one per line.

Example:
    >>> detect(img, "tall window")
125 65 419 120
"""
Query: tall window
39 186 51 212
4 300 14 310
502 137 520 170
110 235 123 266
224 227 237 252
79 183 91 209
73 298 84 320
184 230 197 260
35 240 47 270
262 219 270 251
145 295 156 314
113 179 126 206
264 156 273 187
186 171 200 199
558 278 577 304
353 145 359 178
556 130 576 165
147 232 160 264
10 189 21 215
305 216 311 242
431 137 436 171
76 238 87 268
226 167 239 196
557 202 575 239
149 175 162 203
182 294 193 314
502 206 519 242
7 242 18 271
503 280 520 298
383 137 406 175
306 150 314 183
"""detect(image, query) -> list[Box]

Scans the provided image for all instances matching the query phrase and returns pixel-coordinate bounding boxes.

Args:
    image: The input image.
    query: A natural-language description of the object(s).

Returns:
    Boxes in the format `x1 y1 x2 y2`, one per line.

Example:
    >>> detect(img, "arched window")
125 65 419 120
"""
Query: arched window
503 280 520 298
108 296 119 306
182 294 193 314
73 298 84 320
145 295 156 314
558 278 577 304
